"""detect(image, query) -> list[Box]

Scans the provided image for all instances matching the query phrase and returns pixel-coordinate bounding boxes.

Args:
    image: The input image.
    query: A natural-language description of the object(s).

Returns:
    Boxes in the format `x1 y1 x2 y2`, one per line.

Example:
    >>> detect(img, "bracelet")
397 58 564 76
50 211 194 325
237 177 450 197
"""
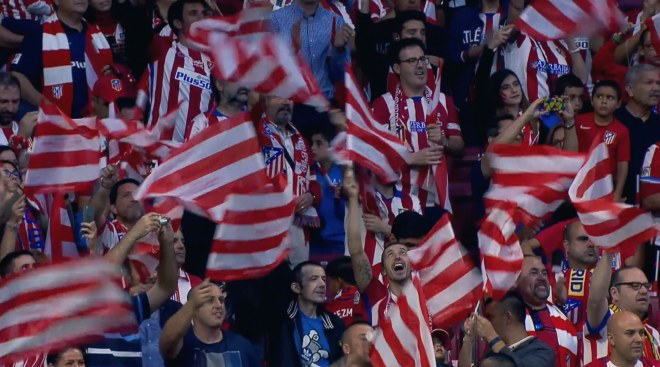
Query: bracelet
6 222 20 230
570 48 580 54
488 336 502 349
612 34 622 45
564 121 576 130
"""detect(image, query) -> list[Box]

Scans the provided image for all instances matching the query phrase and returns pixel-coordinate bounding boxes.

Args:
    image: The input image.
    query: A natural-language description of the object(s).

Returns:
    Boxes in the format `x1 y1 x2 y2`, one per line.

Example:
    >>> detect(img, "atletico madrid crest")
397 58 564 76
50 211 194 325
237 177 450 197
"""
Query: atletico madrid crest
604 131 616 145
111 79 122 92
52 85 63 99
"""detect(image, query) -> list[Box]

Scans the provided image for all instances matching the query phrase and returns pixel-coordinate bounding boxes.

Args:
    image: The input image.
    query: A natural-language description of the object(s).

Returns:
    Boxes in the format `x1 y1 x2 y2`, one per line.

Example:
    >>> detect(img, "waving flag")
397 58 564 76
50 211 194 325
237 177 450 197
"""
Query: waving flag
407 215 483 329
0 258 136 365
478 205 524 300
644 14 660 56
515 0 625 40
206 178 295 281
484 144 585 227
370 278 435 367
44 194 79 262
569 142 658 250
187 4 328 110
25 105 102 194
135 112 268 223
342 64 409 184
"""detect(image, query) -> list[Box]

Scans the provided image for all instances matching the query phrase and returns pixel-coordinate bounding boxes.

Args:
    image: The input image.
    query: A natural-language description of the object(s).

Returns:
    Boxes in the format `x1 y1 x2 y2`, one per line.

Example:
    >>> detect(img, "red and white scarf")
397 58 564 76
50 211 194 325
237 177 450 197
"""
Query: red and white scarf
42 13 113 116
525 303 578 367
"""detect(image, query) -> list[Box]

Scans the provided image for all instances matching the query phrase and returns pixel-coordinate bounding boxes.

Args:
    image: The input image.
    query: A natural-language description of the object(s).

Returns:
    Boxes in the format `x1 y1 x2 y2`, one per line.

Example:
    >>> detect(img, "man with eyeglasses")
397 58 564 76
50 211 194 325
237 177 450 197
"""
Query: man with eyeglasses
515 256 578 367
584 252 660 365
372 37 464 224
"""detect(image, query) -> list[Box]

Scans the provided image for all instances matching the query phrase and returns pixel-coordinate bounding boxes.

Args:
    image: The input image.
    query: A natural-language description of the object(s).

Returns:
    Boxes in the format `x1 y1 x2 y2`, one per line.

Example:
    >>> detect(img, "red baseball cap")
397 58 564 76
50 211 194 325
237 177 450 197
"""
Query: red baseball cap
431 329 451 347
92 75 134 103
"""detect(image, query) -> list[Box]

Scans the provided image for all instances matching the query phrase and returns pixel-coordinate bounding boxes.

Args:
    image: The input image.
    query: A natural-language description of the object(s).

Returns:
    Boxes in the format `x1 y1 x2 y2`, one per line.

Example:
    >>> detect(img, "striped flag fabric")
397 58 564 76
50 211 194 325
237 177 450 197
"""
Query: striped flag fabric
369 277 435 367
515 0 625 40
478 205 524 300
644 14 660 56
0 258 136 365
135 112 268 223
426 72 449 210
407 214 483 329
343 64 410 184
568 142 658 250
25 105 102 195
206 178 295 281
187 4 328 110
484 144 586 227
43 194 79 262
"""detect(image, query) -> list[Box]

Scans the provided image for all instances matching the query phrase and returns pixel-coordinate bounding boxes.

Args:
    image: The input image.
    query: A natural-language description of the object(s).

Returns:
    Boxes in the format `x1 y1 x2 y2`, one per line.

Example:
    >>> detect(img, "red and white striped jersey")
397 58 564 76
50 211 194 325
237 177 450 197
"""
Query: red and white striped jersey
363 189 422 279
372 87 461 209
504 34 571 102
0 121 19 146
1 0 50 21
583 308 660 365
640 143 660 246
472 12 504 74
144 41 214 143
171 269 203 304
98 219 128 253
525 303 578 367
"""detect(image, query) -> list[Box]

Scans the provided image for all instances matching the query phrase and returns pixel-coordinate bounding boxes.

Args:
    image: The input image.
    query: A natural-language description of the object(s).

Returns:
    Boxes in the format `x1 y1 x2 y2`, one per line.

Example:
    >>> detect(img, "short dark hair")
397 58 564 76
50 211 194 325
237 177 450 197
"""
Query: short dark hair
592 79 622 101
292 260 324 286
47 347 86 365
495 291 527 324
394 10 426 35
609 266 641 298
0 72 20 91
341 321 373 344
109 178 141 205
325 256 356 286
487 114 516 138
0 146 17 159
1 159 20 173
380 241 407 265
168 0 209 36
391 211 430 241
0 250 34 277
388 37 426 68
479 355 517 367
555 73 584 96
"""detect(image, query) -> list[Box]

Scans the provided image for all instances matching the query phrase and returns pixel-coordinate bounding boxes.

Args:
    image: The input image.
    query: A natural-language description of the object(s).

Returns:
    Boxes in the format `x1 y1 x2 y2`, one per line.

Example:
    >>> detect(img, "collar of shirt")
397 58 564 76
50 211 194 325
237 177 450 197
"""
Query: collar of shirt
290 1 320 18
59 19 89 34
508 335 534 350
179 269 190 280
266 119 295 138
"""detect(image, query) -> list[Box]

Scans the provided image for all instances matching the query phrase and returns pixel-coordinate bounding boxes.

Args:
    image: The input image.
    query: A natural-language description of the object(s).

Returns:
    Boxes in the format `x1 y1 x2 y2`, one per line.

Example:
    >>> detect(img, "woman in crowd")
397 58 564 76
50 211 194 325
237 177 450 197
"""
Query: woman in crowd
84 0 133 65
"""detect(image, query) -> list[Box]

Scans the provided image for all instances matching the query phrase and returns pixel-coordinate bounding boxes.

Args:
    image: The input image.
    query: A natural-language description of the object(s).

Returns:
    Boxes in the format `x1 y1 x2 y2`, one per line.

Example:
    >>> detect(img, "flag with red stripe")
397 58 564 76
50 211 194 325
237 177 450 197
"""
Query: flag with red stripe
0 258 136 365
343 64 409 184
515 0 625 40
478 205 524 300
206 177 295 281
44 194 79 262
484 144 585 227
568 142 658 250
135 112 268 223
187 4 328 110
369 277 435 367
408 214 483 329
644 14 660 57
426 72 448 209
25 105 102 194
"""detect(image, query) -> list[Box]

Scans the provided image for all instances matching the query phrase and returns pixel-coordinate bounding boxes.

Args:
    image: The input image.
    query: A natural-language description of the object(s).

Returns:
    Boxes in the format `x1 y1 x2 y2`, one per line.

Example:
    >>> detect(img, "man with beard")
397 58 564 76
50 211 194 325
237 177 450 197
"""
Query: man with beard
187 79 250 140
615 64 660 205
585 252 660 365
0 72 37 147
516 256 578 367
265 261 346 367
256 96 321 267
90 164 147 251
584 311 660 367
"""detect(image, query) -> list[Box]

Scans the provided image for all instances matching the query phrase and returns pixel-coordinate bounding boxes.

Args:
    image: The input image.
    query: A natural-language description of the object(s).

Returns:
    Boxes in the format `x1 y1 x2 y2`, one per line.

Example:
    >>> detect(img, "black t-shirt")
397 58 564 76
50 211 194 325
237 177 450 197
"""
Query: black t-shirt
166 329 262 367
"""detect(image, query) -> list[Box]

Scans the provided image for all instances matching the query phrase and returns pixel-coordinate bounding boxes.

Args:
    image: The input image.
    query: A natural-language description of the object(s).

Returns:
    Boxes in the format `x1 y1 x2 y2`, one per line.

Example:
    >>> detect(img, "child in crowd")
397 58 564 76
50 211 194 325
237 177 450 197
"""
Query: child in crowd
555 73 587 115
574 80 629 201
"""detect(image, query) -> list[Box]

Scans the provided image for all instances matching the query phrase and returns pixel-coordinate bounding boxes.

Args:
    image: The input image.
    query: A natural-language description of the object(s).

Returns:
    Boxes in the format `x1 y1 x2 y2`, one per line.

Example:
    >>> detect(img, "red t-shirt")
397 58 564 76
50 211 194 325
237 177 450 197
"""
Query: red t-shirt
325 286 369 326
575 113 630 175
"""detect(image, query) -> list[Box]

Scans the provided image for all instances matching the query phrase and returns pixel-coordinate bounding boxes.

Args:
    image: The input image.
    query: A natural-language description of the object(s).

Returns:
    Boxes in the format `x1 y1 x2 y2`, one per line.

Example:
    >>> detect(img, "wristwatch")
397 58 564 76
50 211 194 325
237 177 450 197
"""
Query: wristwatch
564 121 575 130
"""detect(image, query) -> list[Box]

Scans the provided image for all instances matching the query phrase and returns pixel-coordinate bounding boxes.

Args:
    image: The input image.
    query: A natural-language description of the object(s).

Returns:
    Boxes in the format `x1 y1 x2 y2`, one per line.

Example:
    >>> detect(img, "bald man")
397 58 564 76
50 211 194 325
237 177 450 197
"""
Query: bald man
330 321 373 367
584 311 660 367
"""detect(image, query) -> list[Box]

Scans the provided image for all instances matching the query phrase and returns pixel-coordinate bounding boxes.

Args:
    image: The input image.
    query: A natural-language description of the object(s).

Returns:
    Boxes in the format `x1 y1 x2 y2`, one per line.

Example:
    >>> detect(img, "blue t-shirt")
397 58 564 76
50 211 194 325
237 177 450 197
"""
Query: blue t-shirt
314 164 345 245
167 329 262 367
11 20 90 118
298 312 331 367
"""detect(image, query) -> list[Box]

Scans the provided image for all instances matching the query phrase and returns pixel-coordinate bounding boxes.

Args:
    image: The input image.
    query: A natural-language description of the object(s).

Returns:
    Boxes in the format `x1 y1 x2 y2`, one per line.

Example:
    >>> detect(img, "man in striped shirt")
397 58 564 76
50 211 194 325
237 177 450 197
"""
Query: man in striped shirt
187 79 250 140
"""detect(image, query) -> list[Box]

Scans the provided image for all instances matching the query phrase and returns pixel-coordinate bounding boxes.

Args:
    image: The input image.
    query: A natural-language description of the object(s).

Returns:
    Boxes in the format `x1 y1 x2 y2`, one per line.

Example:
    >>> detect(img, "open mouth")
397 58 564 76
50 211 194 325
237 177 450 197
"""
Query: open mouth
414 70 424 76
393 261 405 272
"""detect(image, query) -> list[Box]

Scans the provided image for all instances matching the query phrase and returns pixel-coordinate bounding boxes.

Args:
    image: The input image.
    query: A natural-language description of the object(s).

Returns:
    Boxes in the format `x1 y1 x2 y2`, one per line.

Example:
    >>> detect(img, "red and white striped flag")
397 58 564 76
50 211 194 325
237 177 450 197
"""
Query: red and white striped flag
44 194 79 262
187 4 328 110
484 144 586 227
478 205 524 300
426 73 449 210
343 64 409 184
369 277 435 367
515 0 625 40
644 14 660 56
0 258 136 365
407 214 483 329
206 178 295 281
422 0 436 24
569 142 658 250
25 105 102 194
135 112 268 223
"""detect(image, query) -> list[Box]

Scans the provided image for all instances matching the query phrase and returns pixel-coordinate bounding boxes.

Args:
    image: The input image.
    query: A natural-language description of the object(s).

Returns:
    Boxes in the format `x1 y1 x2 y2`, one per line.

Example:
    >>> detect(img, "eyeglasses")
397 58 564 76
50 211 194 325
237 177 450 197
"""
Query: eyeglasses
2 169 20 180
399 56 430 66
615 282 652 291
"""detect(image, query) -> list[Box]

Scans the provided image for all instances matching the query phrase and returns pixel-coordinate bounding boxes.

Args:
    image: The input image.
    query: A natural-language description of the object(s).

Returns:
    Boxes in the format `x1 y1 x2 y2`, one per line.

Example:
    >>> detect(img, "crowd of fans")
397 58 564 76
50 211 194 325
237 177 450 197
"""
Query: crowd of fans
2 0 660 364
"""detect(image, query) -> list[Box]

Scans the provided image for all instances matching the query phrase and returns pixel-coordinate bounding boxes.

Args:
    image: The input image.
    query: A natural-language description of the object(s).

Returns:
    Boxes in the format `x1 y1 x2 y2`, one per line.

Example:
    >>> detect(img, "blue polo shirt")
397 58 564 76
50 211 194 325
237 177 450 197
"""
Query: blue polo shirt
85 292 151 367
11 20 90 118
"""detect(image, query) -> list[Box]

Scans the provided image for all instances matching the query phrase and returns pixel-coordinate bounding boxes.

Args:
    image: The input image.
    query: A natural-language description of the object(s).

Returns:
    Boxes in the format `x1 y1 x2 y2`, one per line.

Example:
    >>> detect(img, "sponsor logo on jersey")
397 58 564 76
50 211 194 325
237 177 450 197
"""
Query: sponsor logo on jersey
174 67 211 90
530 61 570 75
71 61 86 69
11 54 21 65
643 166 651 177
408 120 427 133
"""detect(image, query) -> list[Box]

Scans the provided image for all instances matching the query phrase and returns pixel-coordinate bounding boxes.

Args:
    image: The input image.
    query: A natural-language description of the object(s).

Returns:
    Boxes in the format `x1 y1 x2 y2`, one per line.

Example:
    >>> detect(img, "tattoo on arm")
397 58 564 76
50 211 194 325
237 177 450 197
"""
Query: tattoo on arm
357 258 372 285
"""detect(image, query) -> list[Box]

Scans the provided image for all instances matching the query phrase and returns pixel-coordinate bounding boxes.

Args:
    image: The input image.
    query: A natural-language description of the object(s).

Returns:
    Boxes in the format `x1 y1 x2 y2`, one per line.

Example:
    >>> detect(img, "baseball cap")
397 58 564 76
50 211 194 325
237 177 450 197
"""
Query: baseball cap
93 73 137 103
431 329 451 347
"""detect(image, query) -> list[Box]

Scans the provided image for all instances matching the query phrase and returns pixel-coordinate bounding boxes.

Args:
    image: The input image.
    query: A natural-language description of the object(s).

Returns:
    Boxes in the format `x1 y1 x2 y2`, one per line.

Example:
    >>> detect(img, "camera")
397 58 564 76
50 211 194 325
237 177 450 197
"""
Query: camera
157 215 171 226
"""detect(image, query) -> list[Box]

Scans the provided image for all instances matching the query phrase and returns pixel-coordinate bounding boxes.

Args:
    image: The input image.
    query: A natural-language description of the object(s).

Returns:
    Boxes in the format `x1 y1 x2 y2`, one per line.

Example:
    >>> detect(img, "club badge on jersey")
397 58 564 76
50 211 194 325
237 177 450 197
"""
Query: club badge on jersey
52 85 63 99
604 131 616 145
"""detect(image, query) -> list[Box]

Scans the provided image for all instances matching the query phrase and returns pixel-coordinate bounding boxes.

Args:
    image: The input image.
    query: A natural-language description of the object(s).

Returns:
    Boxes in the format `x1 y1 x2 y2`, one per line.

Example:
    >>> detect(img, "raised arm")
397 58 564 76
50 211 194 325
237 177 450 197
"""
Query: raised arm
145 222 178 313
103 213 161 265
586 252 614 331
344 167 373 291
90 164 118 232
